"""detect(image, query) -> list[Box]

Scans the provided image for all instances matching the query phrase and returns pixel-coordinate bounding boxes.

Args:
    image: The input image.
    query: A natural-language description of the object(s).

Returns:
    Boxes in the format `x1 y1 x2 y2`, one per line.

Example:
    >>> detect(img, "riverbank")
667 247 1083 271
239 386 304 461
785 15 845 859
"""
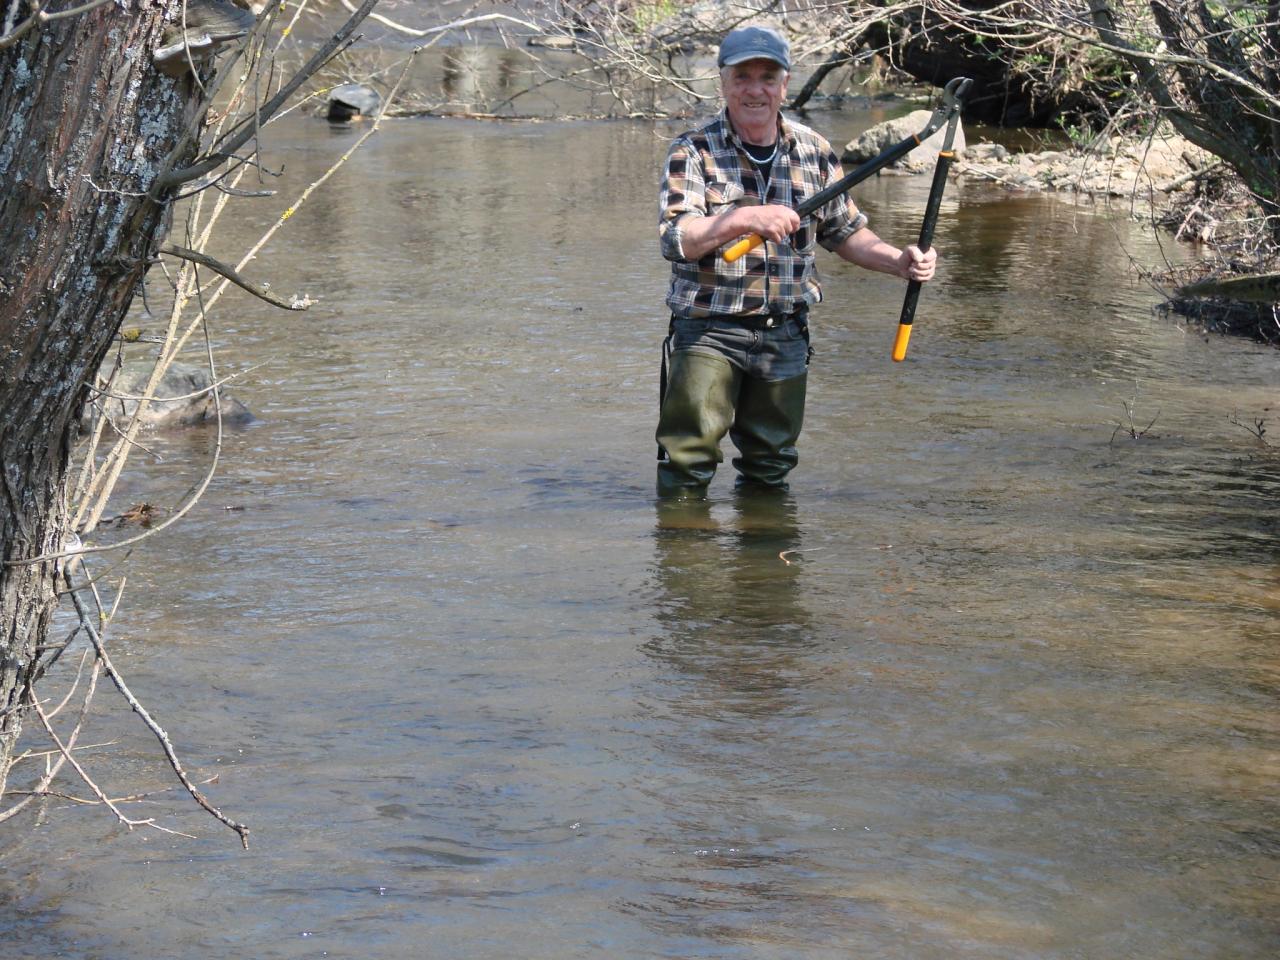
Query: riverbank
952 134 1208 206
948 134 1278 346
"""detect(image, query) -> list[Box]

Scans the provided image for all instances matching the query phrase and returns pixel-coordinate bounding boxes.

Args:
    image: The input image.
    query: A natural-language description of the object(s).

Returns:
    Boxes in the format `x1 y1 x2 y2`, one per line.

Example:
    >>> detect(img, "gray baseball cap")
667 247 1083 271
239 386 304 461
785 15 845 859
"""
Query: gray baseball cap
717 25 791 71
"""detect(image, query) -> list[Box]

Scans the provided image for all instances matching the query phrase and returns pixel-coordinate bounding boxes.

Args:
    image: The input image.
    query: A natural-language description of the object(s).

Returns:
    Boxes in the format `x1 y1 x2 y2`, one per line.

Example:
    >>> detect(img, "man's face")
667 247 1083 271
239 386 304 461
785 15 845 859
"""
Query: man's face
721 59 789 137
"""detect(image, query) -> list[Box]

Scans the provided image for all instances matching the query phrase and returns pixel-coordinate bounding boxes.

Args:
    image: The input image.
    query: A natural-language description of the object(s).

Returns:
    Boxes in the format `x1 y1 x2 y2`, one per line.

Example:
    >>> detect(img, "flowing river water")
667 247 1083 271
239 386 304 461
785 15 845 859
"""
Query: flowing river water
3 96 1278 958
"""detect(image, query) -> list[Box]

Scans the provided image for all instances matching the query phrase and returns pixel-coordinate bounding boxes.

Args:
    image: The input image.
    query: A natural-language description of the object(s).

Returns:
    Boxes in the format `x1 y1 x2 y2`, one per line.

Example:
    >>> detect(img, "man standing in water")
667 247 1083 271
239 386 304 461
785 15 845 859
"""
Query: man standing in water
656 24 938 498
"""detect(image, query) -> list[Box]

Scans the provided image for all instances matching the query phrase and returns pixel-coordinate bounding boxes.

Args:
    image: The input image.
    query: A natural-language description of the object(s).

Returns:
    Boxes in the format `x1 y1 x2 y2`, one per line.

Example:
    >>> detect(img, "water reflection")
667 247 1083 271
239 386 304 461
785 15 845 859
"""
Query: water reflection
441 46 485 105
647 492 810 718
635 492 831 951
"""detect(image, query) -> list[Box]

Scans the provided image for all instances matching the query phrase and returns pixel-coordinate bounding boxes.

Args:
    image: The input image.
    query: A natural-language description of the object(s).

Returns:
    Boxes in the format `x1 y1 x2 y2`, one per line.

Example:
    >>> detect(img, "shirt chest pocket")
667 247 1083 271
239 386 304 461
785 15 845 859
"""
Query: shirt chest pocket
793 218 816 254
705 180 746 215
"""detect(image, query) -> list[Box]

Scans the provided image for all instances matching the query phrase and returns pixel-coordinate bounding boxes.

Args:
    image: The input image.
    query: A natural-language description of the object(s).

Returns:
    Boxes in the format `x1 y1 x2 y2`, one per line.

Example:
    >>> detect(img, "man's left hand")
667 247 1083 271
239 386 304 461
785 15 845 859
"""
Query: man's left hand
899 245 937 282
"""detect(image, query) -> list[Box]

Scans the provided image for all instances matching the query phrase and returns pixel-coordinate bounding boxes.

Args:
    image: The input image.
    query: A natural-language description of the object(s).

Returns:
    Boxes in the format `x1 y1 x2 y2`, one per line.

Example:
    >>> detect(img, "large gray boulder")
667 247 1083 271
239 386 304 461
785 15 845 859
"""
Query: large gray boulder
91 359 254 429
843 110 967 173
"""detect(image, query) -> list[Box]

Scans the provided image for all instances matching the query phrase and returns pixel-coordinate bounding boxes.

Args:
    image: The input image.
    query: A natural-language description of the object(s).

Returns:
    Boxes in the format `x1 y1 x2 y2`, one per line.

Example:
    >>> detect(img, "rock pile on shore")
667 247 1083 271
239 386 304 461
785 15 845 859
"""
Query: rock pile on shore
952 135 1211 201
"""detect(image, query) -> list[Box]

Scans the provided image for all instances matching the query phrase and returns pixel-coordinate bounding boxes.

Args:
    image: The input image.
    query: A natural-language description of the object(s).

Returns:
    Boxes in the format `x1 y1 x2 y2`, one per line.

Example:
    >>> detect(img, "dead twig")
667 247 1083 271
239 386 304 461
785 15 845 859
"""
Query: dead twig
161 246 312 310
1229 413 1270 445
65 575 250 847
7 774 219 807
0 657 101 826
1110 399 1161 444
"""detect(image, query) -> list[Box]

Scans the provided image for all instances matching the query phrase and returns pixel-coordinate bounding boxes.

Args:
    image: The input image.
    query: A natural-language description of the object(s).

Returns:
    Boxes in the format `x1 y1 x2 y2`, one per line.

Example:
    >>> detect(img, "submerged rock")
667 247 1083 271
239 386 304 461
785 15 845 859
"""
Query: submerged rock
326 83 382 122
90 359 254 429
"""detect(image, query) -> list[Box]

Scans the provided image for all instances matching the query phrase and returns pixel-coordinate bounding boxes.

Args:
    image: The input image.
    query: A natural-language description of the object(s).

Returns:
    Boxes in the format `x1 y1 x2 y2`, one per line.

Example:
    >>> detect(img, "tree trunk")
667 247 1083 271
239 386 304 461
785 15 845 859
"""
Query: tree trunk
0 3 203 795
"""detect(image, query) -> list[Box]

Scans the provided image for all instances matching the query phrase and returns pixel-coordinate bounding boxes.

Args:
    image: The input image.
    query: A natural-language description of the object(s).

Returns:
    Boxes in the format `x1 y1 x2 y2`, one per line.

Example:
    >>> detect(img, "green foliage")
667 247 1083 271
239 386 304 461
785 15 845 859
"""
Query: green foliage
1062 122 1090 147
630 0 681 31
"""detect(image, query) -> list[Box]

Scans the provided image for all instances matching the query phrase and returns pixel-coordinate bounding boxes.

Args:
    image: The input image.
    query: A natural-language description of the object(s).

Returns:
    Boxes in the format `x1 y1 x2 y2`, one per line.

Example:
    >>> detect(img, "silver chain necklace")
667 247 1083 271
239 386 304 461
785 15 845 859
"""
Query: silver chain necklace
746 140 778 166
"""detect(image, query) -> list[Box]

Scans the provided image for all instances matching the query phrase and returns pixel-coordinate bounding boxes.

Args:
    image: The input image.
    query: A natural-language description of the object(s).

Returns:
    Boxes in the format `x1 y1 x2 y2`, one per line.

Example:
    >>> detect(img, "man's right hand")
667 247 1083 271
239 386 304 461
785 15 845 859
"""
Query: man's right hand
675 202 800 261
732 204 800 243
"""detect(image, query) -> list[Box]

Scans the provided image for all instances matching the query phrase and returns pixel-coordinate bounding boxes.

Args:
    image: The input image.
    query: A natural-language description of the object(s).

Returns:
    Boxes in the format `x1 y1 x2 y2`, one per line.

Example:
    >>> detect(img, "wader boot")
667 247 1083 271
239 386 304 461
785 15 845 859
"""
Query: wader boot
730 372 807 491
656 351 739 499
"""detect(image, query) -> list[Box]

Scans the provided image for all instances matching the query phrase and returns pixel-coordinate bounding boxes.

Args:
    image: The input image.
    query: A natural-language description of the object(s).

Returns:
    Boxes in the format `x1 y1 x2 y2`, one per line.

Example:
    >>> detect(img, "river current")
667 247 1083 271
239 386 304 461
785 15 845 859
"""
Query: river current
2 96 1277 958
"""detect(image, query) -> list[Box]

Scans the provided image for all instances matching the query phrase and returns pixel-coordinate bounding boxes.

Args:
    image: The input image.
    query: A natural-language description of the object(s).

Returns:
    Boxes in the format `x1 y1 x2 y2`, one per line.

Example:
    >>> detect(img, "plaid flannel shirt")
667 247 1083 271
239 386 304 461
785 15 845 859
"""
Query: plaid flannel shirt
659 109 868 319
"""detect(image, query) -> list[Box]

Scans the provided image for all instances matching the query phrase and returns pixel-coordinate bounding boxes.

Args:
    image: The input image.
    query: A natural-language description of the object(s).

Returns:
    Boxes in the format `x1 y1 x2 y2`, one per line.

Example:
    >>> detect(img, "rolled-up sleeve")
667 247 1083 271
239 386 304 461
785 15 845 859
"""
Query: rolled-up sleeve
815 149 868 252
659 139 705 263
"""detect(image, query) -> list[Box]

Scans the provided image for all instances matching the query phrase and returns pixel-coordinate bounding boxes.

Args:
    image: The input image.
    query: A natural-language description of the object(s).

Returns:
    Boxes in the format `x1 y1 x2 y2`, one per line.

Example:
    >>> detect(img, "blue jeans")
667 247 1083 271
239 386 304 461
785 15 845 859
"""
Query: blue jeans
668 312 810 381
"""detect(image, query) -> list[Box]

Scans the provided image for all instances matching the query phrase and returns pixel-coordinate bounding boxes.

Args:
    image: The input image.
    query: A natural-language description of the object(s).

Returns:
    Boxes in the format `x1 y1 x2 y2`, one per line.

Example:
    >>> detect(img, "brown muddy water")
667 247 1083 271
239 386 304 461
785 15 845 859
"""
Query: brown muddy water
3 106 1278 959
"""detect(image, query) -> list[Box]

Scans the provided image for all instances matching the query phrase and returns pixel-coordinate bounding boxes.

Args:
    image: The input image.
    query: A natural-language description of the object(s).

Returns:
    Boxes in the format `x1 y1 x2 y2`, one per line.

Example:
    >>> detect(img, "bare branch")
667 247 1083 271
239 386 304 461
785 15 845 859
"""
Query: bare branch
158 0 382 189
161 245 311 310
336 2 541 39
0 0 114 49
789 49 857 112
0 658 100 825
65 576 250 847
31 688 146 831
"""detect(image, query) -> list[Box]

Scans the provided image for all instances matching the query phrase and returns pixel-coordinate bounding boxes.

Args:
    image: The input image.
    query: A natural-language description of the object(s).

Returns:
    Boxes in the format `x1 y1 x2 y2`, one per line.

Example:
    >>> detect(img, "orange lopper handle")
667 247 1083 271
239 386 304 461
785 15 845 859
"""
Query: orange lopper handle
723 234 764 263
892 322 913 362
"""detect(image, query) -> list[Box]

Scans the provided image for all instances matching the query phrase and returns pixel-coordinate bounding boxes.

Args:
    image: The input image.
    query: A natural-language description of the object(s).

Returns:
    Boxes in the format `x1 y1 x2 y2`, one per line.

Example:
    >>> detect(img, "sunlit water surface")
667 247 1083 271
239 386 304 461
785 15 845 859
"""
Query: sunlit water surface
3 107 1277 959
